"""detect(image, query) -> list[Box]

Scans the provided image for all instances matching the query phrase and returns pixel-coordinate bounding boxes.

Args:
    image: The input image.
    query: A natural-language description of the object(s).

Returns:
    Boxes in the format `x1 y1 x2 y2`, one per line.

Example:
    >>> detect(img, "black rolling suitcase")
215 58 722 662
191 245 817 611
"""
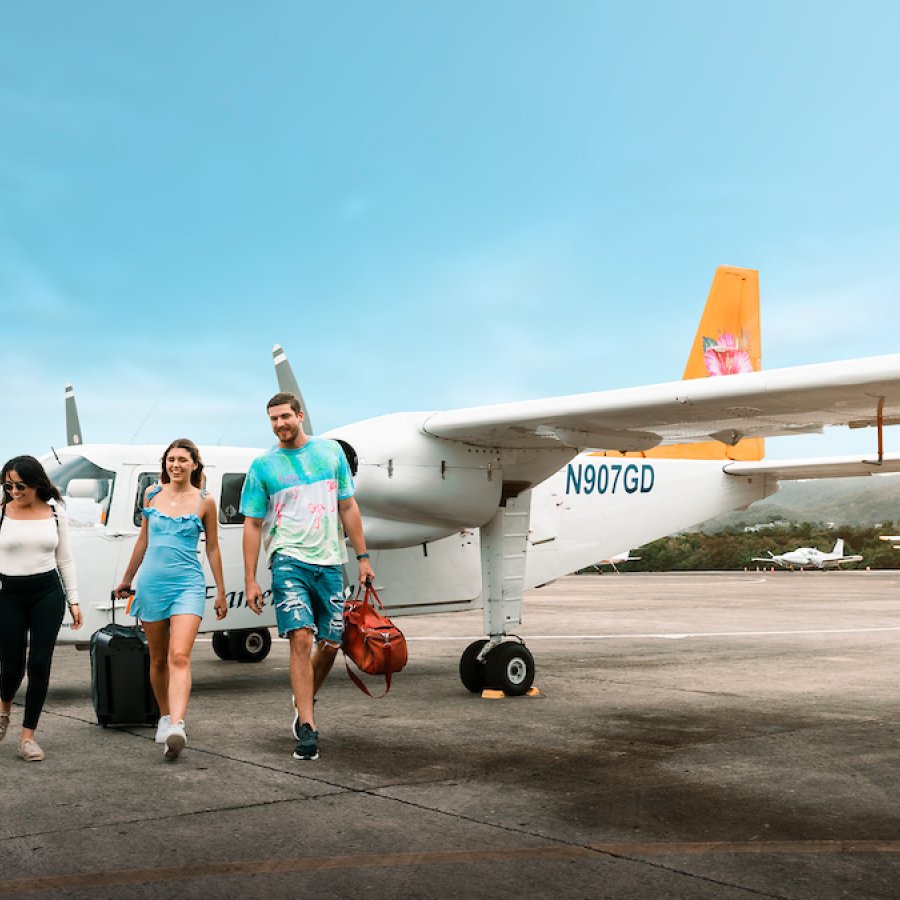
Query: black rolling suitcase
90 593 159 727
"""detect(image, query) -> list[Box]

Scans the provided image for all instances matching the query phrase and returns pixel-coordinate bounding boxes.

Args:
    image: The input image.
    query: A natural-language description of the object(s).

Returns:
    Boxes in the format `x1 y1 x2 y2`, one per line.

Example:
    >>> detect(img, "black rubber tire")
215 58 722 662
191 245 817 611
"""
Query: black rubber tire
229 628 272 663
459 639 489 693
485 642 535 697
212 631 235 661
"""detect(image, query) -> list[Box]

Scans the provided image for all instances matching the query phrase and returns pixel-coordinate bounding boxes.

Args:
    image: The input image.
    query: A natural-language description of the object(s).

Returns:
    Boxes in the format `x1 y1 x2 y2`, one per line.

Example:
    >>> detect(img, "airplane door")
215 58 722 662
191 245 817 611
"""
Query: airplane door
197 469 274 629
528 487 563 546
106 465 160 624
52 460 152 643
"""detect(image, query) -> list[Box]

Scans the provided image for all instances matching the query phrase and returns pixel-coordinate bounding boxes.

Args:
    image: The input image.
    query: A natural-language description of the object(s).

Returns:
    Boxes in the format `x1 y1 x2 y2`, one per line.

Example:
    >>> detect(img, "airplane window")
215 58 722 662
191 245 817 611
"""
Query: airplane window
219 474 246 525
133 472 161 527
48 456 116 528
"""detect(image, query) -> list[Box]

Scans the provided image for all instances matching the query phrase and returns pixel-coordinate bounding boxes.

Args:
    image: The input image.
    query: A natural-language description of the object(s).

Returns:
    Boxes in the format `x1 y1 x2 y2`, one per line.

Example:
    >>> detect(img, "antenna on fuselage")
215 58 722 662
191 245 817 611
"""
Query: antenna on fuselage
65 384 83 446
272 343 314 435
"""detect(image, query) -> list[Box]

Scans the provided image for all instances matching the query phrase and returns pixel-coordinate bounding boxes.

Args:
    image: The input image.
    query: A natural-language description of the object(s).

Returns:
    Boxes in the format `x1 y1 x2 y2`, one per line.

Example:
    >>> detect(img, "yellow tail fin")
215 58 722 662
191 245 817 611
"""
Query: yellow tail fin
681 266 761 381
599 266 764 462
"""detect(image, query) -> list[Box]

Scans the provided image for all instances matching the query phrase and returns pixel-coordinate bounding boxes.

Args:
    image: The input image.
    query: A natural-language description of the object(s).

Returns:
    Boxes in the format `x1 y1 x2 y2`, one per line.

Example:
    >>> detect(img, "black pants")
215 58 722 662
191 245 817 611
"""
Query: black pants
0 570 66 730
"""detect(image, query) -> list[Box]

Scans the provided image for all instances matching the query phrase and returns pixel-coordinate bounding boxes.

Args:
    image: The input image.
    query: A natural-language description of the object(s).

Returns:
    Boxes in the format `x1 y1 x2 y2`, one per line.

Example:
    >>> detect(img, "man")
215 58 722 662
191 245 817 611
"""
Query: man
241 392 374 761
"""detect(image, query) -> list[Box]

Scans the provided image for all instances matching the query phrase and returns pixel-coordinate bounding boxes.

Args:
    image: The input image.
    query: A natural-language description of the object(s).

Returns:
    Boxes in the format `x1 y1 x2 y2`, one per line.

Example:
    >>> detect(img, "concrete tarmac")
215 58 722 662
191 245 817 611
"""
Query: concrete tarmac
3 572 900 899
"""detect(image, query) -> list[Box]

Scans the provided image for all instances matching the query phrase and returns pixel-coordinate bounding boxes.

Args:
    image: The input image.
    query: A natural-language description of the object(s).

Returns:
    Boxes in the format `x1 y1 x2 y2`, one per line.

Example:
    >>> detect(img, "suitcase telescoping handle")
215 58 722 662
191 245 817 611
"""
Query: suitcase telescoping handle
109 589 135 625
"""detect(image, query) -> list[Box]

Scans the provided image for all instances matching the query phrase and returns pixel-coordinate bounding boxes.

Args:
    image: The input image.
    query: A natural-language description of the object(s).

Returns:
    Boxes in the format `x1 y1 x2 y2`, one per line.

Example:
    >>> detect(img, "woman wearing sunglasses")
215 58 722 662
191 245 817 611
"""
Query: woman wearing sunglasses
0 455 83 761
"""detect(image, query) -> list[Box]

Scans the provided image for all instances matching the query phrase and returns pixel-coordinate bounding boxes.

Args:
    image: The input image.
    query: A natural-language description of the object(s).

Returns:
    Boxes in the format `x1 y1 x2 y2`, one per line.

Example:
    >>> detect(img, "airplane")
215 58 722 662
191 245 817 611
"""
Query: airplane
752 538 864 570
44 265 900 696
878 535 900 549
595 550 642 573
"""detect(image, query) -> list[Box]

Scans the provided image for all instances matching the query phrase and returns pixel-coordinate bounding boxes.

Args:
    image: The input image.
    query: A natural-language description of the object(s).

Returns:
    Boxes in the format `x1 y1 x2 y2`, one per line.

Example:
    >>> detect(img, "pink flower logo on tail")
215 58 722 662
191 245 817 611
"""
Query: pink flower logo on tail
703 331 753 376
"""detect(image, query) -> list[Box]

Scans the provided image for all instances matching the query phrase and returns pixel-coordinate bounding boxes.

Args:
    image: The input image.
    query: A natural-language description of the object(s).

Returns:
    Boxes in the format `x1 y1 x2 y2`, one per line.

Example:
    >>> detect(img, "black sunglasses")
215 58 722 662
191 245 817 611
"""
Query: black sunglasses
3 482 29 494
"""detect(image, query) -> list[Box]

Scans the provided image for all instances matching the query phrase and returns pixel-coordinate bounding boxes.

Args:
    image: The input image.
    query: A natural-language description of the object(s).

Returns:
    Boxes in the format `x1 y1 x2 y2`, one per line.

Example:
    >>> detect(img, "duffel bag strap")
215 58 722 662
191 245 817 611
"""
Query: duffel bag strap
343 649 394 698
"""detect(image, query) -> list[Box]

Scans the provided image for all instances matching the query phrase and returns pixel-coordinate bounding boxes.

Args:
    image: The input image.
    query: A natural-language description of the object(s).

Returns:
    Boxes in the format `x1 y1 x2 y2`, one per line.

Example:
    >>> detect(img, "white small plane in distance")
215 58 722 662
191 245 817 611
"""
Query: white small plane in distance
752 538 864 570
45 266 900 695
597 550 641 573
878 534 900 549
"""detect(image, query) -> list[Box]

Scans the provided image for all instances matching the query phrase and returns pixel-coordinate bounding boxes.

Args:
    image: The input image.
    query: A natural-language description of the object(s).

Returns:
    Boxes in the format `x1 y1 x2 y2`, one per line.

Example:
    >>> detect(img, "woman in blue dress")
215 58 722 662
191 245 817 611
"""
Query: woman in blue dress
114 439 226 760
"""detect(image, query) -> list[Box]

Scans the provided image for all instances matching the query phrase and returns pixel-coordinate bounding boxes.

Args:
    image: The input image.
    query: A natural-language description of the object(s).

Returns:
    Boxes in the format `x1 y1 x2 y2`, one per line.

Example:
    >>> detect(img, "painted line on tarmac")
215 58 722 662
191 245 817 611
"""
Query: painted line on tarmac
1 841 899 894
407 626 900 641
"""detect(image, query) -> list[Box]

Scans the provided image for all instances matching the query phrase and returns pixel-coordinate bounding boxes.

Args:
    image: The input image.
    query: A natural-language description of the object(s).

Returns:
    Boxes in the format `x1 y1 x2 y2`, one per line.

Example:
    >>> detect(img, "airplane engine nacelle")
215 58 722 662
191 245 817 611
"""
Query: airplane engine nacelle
326 413 502 549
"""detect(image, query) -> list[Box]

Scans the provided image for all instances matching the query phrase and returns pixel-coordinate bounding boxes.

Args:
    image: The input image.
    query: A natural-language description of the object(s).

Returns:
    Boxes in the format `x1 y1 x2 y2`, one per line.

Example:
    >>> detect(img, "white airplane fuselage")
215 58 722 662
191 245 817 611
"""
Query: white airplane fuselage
50 441 773 645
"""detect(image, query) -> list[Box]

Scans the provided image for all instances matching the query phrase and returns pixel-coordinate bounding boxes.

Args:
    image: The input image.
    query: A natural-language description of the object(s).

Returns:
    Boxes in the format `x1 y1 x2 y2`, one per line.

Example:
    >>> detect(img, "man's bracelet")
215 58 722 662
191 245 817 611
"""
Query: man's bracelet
356 552 370 561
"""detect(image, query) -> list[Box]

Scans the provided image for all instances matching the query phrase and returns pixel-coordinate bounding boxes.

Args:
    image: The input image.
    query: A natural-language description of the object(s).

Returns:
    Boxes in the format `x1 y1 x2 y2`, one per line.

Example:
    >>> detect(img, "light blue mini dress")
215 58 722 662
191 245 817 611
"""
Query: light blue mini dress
132 485 206 622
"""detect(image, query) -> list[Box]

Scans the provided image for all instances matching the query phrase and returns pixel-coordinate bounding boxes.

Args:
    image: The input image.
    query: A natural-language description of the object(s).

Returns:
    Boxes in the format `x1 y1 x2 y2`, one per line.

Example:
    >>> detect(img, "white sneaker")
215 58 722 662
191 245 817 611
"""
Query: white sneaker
18 738 44 761
164 721 186 760
154 715 171 744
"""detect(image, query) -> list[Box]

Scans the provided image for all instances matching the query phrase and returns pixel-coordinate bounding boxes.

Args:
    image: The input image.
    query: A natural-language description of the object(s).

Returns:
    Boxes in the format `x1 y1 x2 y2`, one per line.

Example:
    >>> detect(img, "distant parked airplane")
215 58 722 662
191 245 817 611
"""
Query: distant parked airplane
597 550 642 573
752 539 863 570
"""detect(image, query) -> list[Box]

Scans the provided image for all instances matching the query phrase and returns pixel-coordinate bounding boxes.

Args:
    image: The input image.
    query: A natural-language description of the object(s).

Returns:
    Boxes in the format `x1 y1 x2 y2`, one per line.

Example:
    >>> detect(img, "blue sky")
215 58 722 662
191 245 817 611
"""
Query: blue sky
3 2 899 465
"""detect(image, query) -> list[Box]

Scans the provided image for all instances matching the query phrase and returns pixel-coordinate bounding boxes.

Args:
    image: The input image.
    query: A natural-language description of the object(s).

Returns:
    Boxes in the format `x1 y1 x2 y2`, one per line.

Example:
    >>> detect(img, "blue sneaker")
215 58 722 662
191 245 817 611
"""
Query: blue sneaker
292 695 315 741
292 723 319 761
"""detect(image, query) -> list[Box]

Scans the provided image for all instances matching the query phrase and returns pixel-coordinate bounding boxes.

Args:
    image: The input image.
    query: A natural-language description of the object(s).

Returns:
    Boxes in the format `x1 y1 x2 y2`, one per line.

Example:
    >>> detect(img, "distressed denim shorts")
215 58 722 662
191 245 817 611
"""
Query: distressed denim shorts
270 553 345 644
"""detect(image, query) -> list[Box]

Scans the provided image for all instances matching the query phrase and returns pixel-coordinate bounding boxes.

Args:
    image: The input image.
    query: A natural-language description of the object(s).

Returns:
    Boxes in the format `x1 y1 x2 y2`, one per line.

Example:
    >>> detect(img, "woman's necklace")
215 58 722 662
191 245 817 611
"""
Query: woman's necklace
166 488 191 508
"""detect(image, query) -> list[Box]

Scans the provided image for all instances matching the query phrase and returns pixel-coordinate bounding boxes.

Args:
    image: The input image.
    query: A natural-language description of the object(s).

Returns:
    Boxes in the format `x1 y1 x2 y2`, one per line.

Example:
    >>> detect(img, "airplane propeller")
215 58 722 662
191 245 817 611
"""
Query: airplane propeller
65 384 83 446
272 343 314 435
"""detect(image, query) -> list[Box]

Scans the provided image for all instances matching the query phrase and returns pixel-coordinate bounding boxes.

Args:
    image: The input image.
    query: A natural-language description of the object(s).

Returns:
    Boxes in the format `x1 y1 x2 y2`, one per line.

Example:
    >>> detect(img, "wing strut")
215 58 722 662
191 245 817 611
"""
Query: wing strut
863 396 886 465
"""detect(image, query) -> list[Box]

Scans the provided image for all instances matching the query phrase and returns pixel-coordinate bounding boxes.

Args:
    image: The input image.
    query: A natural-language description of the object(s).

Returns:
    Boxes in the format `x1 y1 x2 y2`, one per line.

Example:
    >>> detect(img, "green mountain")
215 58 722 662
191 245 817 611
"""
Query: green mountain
704 474 900 531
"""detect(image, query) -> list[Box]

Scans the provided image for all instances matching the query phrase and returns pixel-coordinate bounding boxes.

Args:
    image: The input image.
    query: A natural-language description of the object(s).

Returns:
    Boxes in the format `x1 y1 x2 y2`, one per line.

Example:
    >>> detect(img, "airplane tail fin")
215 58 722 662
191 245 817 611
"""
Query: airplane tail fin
681 267 761 382
605 266 764 462
833 538 845 557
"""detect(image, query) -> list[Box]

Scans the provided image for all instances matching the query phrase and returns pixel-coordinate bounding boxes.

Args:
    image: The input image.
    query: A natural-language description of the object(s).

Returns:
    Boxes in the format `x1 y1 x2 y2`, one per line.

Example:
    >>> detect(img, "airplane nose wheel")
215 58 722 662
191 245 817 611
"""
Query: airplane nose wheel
459 640 535 696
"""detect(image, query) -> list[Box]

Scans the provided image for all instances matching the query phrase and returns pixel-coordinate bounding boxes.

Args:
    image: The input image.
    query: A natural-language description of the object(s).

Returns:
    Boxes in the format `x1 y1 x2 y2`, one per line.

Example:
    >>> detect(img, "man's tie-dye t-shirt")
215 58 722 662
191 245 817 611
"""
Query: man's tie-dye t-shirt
240 439 355 566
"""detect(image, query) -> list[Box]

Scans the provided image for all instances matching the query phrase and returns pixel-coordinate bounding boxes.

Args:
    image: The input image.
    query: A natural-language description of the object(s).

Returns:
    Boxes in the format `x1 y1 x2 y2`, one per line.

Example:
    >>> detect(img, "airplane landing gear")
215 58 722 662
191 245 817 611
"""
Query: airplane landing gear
465 492 537 696
459 639 489 693
486 641 534 696
212 628 272 663
211 632 234 660
458 639 535 697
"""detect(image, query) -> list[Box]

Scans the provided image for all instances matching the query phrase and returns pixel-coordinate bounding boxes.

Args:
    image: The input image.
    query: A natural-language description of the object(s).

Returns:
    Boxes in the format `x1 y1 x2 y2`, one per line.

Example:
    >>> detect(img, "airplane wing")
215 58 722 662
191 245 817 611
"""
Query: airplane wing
723 453 900 480
423 354 900 451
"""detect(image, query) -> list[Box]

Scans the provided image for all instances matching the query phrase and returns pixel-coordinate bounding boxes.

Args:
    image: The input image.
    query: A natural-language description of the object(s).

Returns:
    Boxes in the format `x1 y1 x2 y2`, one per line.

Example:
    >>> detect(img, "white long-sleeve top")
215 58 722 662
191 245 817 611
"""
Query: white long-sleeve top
0 508 79 604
